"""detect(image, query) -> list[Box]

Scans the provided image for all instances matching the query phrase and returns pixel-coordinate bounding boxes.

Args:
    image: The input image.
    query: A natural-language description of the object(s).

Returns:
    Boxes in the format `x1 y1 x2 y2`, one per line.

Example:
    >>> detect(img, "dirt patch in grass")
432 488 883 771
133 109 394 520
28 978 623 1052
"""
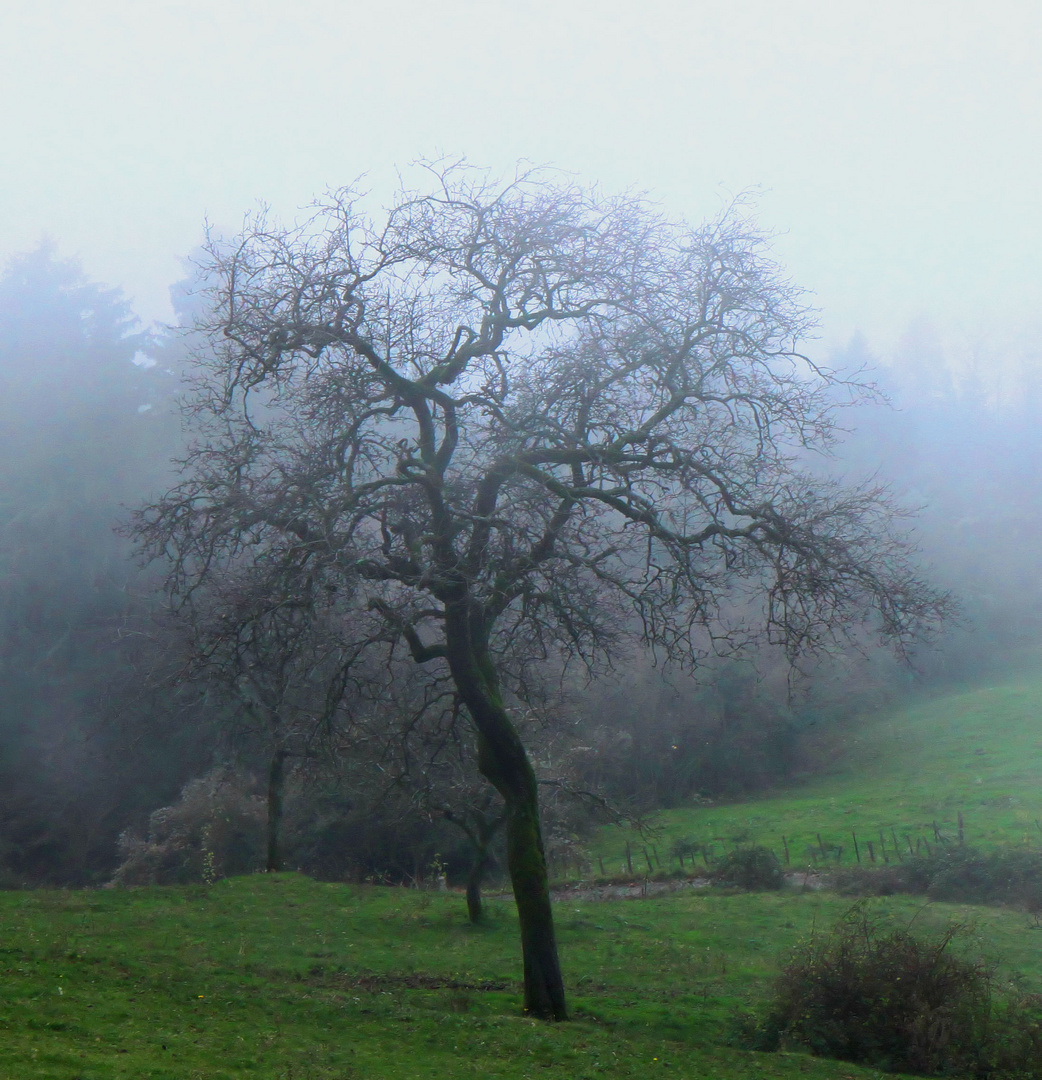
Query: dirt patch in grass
549 877 711 902
304 968 513 992
548 870 828 903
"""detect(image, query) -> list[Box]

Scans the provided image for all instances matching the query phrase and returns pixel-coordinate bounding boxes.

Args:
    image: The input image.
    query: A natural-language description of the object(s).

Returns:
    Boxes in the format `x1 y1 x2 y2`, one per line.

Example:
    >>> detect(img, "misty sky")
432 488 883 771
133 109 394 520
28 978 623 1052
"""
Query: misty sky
3 1 1039 357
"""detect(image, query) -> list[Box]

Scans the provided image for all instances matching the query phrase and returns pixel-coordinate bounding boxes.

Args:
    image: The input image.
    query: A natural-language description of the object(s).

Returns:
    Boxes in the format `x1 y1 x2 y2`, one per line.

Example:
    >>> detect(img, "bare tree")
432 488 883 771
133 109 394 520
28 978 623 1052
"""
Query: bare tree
136 163 946 1019
384 684 604 925
407 749 507 924
165 563 382 873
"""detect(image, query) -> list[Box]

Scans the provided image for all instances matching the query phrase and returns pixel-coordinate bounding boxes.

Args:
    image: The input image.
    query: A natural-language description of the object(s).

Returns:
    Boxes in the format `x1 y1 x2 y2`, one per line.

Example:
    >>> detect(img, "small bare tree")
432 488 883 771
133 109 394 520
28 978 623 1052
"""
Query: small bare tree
383 685 604 924
164 564 377 873
136 163 946 1019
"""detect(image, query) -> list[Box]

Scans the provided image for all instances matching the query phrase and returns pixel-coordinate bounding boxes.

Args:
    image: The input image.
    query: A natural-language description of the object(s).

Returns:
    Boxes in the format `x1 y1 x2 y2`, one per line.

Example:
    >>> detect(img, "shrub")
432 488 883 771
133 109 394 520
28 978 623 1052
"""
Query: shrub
711 845 784 890
832 846 1042 911
926 847 1042 909
755 905 1042 1077
112 770 265 886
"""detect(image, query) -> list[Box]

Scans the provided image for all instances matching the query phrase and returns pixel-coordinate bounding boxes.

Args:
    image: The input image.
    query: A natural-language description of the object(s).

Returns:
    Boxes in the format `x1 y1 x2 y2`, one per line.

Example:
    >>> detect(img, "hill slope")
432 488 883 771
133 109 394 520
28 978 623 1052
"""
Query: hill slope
593 672 1042 872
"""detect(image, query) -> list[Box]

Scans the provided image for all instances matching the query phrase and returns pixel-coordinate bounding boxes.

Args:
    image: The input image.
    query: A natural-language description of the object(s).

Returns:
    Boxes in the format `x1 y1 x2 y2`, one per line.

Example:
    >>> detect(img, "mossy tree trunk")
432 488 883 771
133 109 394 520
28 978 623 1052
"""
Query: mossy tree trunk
444 599 567 1020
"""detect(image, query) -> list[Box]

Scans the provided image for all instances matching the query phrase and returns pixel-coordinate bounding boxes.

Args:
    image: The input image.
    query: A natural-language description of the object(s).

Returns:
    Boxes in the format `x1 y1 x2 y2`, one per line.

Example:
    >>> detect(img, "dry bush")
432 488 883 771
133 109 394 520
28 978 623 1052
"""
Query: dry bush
753 905 1042 1077
111 770 264 886
832 846 1042 911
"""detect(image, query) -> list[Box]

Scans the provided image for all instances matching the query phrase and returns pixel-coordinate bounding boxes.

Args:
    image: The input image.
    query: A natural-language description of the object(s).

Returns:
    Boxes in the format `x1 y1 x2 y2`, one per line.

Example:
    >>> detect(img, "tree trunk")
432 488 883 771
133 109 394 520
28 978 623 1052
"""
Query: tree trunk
444 604 567 1020
266 744 286 873
501 780 566 1019
466 859 485 923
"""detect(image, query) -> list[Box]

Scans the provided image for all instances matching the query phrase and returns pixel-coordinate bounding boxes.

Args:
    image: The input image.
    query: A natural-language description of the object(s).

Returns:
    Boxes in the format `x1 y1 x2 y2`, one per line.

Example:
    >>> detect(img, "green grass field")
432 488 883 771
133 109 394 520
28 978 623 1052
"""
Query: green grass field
6 671 1042 1079
5 874 1039 1079
592 673 1042 874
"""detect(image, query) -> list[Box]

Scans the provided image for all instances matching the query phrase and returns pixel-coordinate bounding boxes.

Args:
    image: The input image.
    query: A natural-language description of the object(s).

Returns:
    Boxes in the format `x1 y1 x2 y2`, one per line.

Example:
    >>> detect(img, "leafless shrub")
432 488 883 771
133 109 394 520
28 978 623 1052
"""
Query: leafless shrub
112 769 264 885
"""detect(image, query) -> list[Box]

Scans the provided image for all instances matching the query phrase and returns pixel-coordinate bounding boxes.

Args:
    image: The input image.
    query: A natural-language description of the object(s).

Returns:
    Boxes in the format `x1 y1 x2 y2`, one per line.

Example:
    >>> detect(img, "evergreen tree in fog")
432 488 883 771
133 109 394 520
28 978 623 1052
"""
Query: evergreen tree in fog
0 244 194 884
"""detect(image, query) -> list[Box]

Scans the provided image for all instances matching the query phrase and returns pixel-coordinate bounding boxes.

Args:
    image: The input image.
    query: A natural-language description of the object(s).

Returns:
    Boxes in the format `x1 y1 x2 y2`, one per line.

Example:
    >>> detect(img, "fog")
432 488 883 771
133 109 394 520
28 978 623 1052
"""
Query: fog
3 1 1040 350
1 3 1040 888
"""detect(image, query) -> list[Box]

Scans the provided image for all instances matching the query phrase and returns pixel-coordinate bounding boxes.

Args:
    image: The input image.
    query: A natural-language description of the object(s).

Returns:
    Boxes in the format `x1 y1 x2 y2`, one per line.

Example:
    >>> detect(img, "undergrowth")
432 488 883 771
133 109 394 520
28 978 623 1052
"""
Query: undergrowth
749 903 1042 1077
833 846 1042 911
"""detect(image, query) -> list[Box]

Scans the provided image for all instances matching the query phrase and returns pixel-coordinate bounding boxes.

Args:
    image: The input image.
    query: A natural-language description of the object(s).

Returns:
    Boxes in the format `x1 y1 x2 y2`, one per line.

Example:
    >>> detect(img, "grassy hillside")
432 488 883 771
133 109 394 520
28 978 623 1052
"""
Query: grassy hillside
4 873 1040 1079
8 672 1042 1078
591 673 1042 874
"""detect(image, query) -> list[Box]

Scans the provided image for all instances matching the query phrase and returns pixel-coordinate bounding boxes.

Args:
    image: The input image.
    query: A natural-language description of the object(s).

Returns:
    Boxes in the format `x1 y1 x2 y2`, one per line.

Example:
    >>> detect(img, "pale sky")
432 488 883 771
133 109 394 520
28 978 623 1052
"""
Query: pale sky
2 0 1040 356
